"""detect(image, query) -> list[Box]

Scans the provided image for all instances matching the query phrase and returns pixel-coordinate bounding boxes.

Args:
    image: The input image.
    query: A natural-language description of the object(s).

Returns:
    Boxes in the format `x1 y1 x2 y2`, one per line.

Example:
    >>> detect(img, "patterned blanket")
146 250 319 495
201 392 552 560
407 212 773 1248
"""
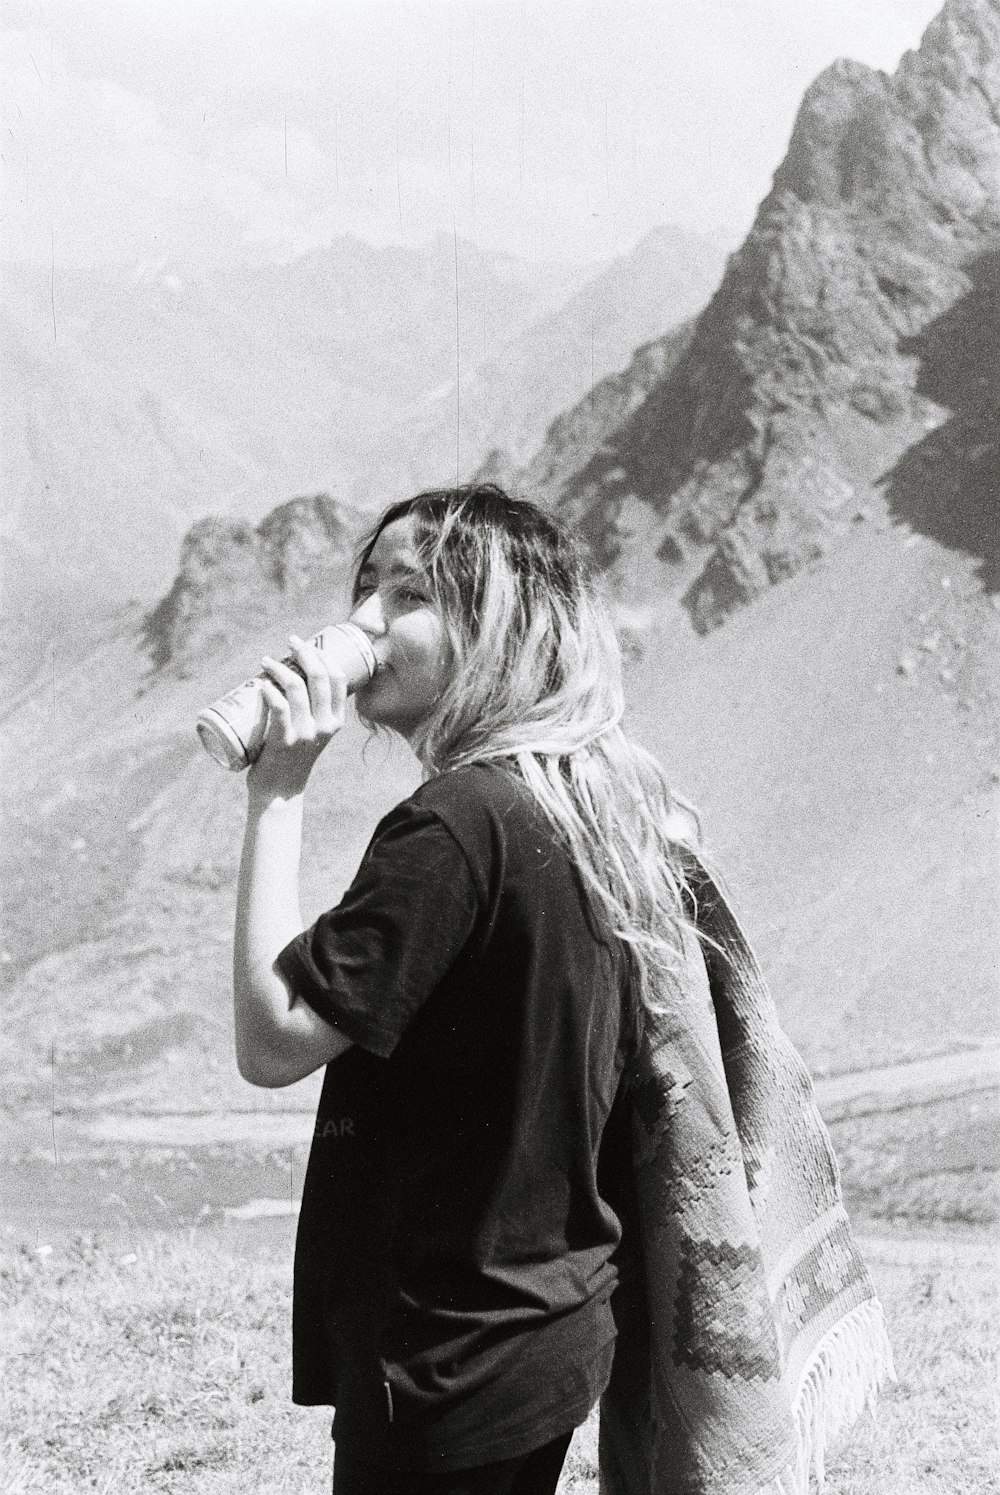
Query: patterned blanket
599 855 895 1495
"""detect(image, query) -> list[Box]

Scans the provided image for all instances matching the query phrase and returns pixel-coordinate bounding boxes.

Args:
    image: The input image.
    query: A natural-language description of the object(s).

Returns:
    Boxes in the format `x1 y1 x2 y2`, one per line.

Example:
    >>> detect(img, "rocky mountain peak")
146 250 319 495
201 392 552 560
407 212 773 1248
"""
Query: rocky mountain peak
257 495 360 591
144 495 362 671
528 0 999 630
771 59 896 210
777 0 1000 233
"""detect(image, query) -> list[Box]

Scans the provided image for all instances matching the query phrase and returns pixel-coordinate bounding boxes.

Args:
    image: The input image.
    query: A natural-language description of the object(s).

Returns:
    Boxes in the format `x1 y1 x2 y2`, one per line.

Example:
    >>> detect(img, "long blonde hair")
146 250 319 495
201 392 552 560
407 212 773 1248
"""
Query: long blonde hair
353 485 700 1016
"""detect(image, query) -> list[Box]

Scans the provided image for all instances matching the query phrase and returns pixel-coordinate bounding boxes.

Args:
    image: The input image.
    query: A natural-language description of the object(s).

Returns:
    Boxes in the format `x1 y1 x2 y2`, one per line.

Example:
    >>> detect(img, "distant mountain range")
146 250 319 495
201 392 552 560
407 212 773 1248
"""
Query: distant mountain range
360 226 729 504
0 238 575 666
0 225 729 688
0 0 996 1159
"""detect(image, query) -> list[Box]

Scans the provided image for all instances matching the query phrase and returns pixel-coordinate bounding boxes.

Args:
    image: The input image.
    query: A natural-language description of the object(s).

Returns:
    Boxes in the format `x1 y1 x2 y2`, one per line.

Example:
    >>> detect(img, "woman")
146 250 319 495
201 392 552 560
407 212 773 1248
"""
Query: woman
231 484 700 1494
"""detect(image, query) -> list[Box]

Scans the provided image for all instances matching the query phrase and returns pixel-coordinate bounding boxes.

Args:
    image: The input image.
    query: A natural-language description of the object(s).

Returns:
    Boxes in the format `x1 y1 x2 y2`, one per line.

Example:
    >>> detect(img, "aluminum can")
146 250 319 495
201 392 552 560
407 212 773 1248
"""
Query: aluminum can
195 622 377 771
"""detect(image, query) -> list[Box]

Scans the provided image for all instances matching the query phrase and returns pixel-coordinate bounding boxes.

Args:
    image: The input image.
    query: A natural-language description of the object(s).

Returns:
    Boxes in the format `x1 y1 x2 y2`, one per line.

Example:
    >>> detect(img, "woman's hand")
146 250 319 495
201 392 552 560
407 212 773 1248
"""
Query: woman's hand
247 634 347 804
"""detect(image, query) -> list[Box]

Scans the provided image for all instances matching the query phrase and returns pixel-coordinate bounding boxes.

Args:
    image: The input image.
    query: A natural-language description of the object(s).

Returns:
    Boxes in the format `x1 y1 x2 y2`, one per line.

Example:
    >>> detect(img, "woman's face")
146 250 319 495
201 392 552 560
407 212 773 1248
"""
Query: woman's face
349 514 450 740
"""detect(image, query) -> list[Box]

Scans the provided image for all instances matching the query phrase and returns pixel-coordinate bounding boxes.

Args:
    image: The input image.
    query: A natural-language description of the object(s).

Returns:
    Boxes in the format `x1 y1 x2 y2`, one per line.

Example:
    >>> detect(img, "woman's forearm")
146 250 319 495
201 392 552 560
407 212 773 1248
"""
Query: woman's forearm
233 791 308 1080
232 789 352 1086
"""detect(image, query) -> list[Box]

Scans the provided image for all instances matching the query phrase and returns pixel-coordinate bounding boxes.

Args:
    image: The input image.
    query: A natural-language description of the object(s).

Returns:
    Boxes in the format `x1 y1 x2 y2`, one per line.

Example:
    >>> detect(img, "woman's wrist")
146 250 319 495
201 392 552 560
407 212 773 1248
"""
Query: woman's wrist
246 765 311 815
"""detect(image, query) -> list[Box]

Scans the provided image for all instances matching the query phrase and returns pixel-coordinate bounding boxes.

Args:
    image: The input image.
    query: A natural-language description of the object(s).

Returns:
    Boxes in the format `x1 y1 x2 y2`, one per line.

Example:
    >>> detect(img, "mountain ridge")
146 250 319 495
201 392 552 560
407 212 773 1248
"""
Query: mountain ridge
519 0 999 631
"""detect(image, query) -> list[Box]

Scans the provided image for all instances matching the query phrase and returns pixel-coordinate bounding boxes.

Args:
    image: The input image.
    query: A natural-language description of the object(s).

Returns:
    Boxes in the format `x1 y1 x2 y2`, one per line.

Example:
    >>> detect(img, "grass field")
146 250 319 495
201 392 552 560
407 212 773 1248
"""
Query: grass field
1 1228 996 1494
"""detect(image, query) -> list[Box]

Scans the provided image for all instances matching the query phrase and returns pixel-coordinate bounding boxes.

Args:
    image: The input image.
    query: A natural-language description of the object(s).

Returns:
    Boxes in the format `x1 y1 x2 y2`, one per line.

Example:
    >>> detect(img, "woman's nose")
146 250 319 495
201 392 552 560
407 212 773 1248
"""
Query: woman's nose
349 590 386 636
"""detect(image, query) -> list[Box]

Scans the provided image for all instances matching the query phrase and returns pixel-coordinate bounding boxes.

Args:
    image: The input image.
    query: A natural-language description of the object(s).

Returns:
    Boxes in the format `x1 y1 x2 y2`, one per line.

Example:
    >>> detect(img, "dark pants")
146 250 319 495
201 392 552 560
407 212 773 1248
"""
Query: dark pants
332 1430 574 1495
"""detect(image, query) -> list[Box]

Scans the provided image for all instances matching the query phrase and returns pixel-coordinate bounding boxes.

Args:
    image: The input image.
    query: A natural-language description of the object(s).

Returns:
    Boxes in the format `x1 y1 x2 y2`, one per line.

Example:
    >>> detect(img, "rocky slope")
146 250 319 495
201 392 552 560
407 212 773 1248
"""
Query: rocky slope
0 496 414 1118
524 0 1000 631
517 322 695 567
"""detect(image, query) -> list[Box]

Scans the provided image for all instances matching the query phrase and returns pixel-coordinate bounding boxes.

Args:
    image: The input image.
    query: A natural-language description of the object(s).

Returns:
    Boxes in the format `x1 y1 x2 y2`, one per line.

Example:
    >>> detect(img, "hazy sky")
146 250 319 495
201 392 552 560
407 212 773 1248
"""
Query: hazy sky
2 0 945 268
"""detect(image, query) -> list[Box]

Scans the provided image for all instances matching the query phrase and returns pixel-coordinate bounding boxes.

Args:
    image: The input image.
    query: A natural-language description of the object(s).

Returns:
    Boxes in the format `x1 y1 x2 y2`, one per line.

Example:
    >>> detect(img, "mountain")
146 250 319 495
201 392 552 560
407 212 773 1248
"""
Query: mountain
0 236 594 683
143 494 364 673
357 226 729 505
1 223 729 689
523 0 1000 631
517 323 696 567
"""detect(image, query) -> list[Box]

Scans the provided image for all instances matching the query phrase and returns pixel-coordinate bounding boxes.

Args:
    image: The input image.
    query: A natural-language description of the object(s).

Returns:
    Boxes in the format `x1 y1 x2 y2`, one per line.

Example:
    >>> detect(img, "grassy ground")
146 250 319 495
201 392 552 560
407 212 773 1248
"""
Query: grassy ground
1 1229 996 1494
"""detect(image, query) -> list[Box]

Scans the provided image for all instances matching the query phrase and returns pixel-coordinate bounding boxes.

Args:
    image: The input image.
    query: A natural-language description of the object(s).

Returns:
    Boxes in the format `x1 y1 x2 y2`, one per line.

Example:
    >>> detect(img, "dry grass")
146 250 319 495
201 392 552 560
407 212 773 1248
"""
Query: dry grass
1 1231 996 1494
0 1231 332 1493
822 1246 1000 1495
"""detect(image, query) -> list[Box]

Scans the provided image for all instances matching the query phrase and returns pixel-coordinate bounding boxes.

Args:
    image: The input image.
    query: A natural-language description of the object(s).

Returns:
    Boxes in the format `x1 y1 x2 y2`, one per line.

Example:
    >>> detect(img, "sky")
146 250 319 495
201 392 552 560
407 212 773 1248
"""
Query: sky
1 0 946 269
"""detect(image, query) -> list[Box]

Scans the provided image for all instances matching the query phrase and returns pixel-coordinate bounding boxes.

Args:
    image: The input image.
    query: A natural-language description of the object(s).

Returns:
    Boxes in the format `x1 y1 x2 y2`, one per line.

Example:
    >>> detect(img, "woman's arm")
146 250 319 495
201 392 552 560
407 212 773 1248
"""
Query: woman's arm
231 637 354 1089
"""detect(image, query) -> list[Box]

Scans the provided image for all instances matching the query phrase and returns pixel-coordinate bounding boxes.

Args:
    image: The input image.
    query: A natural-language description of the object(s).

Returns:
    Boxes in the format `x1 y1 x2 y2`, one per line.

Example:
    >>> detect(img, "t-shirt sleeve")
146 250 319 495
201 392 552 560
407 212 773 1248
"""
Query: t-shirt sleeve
275 799 480 1059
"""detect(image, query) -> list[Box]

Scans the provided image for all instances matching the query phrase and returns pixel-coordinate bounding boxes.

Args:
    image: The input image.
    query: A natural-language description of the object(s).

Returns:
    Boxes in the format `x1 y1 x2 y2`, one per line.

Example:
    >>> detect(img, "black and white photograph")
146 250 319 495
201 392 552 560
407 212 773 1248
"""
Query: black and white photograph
1 2 997 1491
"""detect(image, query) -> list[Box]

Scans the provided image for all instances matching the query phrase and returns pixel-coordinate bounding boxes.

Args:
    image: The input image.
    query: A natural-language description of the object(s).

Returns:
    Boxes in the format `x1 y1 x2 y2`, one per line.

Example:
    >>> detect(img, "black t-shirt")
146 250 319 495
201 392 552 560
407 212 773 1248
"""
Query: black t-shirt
276 761 638 1471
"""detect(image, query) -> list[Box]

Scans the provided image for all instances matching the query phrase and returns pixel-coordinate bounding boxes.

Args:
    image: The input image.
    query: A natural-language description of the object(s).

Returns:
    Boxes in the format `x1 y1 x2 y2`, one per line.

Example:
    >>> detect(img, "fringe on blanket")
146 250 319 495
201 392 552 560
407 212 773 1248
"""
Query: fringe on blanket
757 1301 897 1495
